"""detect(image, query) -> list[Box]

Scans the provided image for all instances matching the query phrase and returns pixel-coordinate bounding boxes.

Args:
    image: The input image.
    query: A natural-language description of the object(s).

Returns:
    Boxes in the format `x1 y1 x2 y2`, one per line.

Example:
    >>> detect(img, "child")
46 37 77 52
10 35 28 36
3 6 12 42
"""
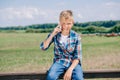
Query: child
40 10 84 80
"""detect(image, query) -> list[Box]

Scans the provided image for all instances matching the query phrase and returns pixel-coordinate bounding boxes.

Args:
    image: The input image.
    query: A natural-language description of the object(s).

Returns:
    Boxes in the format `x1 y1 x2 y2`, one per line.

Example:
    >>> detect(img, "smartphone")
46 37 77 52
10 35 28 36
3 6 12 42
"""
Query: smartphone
57 24 61 30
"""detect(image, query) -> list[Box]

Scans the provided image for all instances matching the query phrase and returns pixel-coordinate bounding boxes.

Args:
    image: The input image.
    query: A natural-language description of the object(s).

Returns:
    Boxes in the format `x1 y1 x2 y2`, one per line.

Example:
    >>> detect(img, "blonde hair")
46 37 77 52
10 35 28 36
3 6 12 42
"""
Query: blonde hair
59 10 73 21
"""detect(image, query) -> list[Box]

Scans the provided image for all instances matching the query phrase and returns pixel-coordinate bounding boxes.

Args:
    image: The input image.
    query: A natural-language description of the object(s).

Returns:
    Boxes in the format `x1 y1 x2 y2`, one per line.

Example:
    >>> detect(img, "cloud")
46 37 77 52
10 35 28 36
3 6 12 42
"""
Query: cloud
76 1 120 22
57 2 66 6
109 13 116 19
105 1 120 8
102 1 120 20
0 7 59 26
77 13 83 19
0 7 48 20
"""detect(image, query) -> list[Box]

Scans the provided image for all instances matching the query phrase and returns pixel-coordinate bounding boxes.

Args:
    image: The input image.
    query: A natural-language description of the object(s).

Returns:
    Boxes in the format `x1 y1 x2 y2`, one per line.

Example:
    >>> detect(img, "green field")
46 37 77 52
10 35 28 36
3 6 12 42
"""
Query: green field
0 33 120 79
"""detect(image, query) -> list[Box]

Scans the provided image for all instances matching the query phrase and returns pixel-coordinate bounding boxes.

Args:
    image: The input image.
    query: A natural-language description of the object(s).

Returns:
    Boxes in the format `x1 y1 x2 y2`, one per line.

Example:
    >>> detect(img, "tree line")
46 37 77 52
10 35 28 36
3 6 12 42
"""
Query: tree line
0 20 120 33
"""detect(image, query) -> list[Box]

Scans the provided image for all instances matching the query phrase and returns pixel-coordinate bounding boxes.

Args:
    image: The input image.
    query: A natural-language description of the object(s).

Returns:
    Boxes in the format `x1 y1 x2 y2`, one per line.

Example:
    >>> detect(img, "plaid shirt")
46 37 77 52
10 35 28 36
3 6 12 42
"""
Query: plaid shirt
40 30 82 67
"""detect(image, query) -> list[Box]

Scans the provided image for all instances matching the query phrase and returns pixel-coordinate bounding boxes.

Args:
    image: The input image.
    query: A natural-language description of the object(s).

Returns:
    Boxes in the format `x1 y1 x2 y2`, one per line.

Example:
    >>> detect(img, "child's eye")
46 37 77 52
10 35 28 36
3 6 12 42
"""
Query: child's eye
67 23 71 25
62 23 65 26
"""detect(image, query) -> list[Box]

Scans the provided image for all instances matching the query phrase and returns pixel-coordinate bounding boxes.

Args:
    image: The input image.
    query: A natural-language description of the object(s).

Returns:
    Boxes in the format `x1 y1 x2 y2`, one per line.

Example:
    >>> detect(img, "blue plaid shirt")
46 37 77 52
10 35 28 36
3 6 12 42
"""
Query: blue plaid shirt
40 30 82 67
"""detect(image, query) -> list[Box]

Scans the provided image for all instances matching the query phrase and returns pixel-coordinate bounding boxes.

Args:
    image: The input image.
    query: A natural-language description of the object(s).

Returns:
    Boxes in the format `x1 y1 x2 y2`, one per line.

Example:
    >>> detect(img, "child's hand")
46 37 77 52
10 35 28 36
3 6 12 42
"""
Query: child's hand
52 25 61 36
64 69 72 80
57 24 61 30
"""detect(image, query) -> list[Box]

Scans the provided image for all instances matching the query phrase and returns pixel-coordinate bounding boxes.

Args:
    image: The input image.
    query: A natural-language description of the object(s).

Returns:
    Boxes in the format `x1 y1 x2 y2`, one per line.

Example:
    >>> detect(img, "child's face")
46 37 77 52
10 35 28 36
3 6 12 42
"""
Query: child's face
60 19 73 32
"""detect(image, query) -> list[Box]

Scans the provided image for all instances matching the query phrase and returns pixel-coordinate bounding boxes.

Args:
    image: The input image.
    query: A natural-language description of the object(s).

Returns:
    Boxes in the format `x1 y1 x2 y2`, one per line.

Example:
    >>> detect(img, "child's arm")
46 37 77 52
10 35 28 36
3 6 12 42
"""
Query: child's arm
40 26 61 50
64 59 79 80
43 33 54 49
64 35 82 80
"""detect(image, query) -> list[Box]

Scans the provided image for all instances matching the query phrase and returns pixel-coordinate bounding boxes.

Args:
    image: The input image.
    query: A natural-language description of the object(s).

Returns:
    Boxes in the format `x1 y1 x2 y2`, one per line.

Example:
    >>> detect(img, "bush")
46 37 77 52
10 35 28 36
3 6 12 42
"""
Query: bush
109 25 120 33
72 26 84 32
25 28 34 33
25 28 53 33
84 26 107 33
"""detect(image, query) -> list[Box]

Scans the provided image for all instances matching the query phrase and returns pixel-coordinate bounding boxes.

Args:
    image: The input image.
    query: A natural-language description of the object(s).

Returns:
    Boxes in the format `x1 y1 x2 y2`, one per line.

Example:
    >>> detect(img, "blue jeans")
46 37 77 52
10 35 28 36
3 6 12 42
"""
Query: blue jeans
46 62 84 80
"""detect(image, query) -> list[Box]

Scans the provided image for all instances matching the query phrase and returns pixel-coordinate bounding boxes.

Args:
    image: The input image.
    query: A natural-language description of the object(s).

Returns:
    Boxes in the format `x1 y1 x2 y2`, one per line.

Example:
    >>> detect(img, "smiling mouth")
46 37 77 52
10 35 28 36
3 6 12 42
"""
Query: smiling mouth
62 28 70 31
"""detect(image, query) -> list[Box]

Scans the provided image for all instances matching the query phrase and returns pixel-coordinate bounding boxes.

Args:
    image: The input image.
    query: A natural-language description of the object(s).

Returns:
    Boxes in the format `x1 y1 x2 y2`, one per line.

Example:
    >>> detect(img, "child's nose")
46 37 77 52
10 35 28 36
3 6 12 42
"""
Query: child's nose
64 24 68 27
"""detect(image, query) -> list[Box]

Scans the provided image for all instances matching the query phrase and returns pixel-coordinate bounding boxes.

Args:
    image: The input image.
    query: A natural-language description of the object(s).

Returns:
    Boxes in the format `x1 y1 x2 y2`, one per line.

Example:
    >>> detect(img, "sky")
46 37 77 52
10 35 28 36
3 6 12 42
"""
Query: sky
0 0 120 27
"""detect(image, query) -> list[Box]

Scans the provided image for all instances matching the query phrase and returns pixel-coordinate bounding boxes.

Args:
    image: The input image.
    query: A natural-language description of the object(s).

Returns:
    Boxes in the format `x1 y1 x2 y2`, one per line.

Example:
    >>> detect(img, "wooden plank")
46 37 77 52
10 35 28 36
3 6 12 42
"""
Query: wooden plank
0 72 46 80
83 70 120 78
0 70 120 80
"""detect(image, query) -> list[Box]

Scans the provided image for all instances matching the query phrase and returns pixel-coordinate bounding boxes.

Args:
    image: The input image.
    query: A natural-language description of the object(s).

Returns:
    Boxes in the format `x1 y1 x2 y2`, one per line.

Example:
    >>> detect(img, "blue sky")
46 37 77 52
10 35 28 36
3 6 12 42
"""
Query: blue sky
0 0 120 27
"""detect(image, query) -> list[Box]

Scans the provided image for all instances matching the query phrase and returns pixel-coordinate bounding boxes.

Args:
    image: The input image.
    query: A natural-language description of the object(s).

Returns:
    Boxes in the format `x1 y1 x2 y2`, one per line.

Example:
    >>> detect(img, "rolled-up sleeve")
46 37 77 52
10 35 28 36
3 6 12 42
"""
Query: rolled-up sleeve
40 42 47 50
73 36 82 62
40 33 54 51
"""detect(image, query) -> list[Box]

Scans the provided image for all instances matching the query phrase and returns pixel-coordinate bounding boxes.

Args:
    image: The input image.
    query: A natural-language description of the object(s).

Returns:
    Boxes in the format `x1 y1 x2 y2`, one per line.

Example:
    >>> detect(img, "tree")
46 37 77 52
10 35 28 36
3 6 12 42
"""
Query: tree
109 25 120 33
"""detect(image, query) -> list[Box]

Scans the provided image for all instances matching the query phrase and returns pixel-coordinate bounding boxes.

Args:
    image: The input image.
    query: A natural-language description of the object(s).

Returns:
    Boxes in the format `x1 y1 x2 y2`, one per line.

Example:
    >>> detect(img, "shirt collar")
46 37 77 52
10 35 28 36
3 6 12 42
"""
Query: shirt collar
58 30 73 38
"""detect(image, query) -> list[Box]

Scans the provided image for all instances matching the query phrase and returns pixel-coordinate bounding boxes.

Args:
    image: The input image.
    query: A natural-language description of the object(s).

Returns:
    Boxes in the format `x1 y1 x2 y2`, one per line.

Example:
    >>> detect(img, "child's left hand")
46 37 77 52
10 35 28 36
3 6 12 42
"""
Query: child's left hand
63 69 72 80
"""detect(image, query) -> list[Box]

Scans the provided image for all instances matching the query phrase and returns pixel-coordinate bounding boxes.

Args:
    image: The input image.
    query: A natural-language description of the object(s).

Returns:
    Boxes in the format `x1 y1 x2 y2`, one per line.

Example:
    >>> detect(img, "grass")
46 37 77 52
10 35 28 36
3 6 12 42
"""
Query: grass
0 33 52 72
0 33 120 74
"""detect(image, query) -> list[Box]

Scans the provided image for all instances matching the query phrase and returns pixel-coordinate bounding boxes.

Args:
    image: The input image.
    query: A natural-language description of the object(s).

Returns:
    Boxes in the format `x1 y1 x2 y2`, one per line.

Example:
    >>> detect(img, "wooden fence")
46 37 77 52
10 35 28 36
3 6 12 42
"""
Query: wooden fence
0 69 120 80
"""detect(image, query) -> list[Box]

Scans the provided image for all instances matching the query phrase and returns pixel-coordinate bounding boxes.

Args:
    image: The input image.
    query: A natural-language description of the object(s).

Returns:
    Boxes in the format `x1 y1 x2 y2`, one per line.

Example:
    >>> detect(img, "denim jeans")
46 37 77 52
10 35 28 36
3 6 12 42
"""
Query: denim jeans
46 62 84 80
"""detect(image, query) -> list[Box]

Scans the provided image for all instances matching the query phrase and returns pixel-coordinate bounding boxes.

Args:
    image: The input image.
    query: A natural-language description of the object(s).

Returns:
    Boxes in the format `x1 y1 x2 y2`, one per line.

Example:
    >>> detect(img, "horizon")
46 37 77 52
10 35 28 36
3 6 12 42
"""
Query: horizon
0 19 119 28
